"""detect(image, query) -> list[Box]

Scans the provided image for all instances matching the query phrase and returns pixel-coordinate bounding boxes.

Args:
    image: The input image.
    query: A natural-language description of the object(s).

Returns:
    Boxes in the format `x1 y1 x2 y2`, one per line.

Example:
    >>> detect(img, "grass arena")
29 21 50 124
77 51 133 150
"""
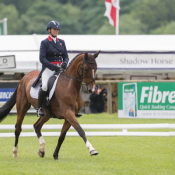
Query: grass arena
0 113 175 175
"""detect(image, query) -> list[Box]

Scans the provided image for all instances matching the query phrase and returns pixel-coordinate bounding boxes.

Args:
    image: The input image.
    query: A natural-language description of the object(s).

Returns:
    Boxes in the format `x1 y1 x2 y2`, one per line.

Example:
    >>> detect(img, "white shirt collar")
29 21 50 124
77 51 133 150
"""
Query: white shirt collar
50 35 57 43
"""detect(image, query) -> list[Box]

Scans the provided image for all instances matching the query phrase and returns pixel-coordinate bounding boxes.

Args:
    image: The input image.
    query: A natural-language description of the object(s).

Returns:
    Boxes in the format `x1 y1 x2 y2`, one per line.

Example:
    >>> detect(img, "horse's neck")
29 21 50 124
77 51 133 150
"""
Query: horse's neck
64 56 83 93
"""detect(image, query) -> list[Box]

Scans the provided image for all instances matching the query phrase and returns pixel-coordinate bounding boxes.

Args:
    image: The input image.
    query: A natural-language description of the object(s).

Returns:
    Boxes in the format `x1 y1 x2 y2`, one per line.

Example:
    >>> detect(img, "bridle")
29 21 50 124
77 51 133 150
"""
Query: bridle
63 55 96 86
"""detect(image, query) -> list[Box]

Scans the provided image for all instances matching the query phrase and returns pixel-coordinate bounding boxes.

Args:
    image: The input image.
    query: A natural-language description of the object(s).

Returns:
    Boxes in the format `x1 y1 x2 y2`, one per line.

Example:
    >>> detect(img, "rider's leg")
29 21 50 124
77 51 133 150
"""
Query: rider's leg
37 88 46 117
37 68 54 117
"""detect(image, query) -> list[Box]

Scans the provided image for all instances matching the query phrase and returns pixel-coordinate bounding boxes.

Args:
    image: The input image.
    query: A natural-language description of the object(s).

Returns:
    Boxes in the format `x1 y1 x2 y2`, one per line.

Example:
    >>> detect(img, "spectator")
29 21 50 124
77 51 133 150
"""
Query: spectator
89 85 107 113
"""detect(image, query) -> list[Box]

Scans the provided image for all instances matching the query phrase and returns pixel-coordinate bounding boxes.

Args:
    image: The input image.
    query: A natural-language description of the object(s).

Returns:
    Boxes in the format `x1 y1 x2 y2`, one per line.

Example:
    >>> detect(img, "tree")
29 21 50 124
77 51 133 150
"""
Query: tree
119 14 147 34
0 3 22 34
80 1 107 34
97 21 115 35
2 0 175 35
21 1 82 34
0 0 37 16
119 0 139 15
151 21 175 34
131 0 175 33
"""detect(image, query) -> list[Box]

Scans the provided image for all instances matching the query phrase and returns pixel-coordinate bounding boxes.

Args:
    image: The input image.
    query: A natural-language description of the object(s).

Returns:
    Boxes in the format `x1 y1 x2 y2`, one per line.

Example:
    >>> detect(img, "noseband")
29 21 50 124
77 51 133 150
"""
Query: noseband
63 55 96 86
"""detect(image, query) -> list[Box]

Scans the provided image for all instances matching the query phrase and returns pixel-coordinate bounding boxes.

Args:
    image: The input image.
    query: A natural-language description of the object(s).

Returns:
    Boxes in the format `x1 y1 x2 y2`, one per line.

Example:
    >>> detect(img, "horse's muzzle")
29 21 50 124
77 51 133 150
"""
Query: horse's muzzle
88 89 93 94
86 82 96 94
86 87 95 94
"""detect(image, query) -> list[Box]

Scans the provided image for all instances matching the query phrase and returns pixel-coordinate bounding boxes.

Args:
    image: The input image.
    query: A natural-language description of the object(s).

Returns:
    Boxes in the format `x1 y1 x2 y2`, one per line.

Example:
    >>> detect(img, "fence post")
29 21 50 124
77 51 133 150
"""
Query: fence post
107 83 112 114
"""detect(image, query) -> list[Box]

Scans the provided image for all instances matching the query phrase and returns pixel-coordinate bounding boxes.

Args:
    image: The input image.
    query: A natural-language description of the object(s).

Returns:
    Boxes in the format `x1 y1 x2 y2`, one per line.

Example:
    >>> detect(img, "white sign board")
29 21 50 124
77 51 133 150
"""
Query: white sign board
0 55 16 68
98 53 175 69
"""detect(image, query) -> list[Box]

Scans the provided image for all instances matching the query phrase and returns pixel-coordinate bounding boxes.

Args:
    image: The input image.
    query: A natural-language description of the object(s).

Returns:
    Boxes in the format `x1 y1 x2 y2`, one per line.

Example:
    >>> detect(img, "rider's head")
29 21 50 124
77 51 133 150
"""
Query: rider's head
47 21 61 38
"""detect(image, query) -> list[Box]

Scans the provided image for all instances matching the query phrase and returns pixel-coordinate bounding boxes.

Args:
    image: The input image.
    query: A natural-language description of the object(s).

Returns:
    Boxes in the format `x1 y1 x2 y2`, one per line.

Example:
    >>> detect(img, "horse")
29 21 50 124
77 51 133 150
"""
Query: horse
0 51 100 159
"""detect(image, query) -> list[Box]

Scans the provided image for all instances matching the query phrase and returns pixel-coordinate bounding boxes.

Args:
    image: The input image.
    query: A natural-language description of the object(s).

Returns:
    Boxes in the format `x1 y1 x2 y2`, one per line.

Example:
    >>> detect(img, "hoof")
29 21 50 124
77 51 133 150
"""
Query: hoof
38 149 45 158
53 155 58 160
90 149 99 156
13 154 17 158
53 154 58 160
13 147 18 158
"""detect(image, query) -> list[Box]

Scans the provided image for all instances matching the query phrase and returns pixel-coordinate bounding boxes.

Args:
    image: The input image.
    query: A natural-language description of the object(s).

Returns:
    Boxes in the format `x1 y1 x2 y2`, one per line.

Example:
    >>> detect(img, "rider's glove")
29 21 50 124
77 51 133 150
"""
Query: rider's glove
61 63 67 70
54 66 60 72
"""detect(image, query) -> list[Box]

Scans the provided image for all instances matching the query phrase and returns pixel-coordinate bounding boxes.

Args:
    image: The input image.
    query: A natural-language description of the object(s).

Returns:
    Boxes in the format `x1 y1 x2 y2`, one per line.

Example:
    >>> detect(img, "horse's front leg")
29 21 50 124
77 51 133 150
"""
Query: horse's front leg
33 116 50 158
53 120 71 160
66 109 98 156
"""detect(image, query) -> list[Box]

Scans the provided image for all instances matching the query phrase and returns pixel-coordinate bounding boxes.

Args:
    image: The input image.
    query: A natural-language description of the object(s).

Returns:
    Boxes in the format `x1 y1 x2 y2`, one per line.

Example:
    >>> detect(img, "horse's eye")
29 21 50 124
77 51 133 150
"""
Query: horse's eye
85 68 88 72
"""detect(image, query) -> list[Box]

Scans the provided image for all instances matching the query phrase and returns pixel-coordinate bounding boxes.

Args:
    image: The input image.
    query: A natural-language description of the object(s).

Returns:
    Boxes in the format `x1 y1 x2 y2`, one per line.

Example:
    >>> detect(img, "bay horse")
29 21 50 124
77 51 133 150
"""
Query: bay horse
0 51 100 159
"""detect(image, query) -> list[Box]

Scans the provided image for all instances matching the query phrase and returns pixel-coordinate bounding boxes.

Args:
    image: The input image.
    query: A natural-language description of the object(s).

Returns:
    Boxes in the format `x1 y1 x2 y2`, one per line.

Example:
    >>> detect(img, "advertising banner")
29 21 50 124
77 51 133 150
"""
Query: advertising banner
118 82 175 118
98 52 175 69
0 88 16 112
0 88 35 113
0 88 15 101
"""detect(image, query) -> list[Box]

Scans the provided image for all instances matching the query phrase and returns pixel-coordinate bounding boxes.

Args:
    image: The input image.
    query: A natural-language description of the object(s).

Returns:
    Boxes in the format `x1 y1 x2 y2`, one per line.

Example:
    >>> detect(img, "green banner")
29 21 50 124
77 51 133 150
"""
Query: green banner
0 22 4 35
118 82 175 118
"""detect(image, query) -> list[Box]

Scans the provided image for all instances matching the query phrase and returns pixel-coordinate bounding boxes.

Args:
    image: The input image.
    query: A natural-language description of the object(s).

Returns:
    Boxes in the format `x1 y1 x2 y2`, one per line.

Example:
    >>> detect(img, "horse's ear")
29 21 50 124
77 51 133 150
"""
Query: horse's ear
84 52 88 60
93 50 101 59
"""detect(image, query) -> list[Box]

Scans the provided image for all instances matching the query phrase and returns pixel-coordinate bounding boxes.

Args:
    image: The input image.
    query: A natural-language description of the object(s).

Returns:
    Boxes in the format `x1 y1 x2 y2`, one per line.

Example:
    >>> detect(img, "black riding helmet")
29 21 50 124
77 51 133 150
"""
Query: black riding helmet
46 21 61 31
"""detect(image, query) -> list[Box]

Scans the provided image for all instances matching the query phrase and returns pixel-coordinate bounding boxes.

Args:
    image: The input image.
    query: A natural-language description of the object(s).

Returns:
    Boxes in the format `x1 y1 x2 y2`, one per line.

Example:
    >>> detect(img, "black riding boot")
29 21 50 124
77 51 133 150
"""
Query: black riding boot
37 88 46 117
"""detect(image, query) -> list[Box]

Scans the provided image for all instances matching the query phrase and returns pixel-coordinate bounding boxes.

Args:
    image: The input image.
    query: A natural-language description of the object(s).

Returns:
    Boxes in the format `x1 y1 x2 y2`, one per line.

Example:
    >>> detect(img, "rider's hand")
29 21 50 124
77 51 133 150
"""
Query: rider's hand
97 88 102 95
54 66 60 72
61 63 67 70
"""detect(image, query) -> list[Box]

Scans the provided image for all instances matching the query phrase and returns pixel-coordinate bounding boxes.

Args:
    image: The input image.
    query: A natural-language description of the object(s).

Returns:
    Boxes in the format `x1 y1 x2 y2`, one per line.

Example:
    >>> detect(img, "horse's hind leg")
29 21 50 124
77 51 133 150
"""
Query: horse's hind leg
53 119 71 160
33 115 50 158
66 109 98 156
13 90 29 158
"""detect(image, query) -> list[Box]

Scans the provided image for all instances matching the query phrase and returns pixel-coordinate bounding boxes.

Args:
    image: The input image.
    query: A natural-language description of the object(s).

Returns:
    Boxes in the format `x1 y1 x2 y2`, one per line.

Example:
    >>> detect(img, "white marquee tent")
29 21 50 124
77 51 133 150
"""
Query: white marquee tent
0 35 175 79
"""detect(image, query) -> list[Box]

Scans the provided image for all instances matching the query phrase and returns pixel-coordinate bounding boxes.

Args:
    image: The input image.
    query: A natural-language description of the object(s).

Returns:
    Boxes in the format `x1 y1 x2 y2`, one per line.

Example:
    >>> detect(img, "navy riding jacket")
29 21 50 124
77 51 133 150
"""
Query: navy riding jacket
32 36 69 87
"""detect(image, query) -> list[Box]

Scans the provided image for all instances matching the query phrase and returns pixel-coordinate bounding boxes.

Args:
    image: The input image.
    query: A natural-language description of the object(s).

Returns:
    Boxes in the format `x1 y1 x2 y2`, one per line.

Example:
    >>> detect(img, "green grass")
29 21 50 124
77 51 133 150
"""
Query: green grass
0 113 175 175
2 113 175 124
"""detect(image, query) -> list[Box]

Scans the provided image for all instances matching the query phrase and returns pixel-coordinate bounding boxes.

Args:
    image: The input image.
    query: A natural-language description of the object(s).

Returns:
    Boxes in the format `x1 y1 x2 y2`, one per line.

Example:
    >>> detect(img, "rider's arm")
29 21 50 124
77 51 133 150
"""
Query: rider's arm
61 40 69 66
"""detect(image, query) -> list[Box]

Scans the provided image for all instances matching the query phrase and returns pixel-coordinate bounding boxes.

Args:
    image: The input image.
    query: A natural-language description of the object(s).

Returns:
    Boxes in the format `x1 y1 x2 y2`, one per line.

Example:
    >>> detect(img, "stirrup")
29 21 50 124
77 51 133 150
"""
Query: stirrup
76 112 82 118
37 107 45 117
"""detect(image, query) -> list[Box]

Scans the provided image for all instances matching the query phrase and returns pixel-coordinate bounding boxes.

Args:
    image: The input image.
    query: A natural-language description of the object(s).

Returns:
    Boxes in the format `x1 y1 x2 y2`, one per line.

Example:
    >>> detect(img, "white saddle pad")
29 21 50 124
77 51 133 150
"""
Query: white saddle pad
30 74 60 100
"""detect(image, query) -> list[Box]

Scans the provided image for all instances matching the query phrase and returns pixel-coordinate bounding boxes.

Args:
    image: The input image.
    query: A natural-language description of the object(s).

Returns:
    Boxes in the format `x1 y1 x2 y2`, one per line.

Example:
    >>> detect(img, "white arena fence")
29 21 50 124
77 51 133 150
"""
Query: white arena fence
0 124 175 137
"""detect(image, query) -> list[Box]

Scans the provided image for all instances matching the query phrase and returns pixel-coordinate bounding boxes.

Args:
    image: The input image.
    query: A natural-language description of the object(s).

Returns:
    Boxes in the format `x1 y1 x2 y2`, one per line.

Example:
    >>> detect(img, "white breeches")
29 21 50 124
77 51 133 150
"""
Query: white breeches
41 68 55 91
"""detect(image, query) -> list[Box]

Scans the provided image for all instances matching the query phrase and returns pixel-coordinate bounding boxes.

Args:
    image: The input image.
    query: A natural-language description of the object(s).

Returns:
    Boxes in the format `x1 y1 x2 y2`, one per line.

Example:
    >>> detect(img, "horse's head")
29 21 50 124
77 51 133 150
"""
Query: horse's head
81 50 100 93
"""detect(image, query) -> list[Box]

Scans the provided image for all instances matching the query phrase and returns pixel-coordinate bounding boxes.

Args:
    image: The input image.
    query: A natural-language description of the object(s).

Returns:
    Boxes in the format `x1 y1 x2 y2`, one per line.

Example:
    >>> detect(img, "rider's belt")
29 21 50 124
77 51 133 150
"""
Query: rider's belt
51 61 62 65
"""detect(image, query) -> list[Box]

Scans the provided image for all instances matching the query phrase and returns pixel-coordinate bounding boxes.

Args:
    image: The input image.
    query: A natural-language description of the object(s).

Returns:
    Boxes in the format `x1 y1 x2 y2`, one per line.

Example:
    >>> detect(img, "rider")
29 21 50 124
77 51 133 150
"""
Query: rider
32 20 69 117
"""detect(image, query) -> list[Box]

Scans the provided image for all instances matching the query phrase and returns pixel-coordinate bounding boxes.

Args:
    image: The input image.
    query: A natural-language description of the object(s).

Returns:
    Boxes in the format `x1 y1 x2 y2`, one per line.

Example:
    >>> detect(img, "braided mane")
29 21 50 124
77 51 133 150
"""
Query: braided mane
67 52 84 69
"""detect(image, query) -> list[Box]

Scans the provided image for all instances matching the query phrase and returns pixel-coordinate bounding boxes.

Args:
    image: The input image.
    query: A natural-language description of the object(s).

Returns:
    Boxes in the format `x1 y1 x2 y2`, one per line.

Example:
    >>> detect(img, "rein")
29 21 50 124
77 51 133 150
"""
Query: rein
63 73 82 82
63 55 96 86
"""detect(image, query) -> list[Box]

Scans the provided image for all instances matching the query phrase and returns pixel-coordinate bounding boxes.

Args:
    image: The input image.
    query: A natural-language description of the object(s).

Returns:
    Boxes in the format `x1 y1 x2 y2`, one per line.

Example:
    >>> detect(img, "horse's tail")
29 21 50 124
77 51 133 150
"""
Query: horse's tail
0 87 18 123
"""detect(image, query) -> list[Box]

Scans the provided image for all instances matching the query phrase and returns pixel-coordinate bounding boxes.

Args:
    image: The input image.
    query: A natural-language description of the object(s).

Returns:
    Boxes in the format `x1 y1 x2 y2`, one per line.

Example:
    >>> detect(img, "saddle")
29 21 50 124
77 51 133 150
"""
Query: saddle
44 72 61 118
47 74 58 95
30 67 62 118
44 72 82 118
32 70 82 118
